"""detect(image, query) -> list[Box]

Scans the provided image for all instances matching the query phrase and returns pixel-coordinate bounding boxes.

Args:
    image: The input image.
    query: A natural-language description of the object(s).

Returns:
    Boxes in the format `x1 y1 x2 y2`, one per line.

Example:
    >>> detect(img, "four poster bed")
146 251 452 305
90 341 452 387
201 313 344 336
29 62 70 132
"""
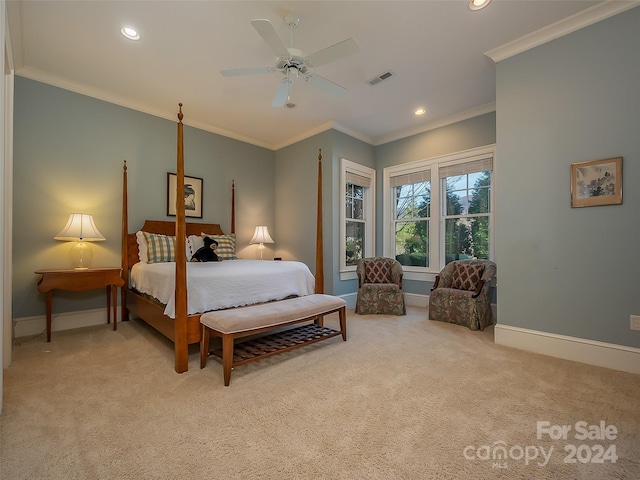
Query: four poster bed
121 104 325 373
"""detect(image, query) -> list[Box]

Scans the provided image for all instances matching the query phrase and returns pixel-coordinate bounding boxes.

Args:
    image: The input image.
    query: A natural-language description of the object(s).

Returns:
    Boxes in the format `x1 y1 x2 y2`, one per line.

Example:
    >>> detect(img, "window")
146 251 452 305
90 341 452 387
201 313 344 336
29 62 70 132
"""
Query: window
340 159 375 275
441 158 492 264
383 146 494 278
391 169 430 268
346 182 365 266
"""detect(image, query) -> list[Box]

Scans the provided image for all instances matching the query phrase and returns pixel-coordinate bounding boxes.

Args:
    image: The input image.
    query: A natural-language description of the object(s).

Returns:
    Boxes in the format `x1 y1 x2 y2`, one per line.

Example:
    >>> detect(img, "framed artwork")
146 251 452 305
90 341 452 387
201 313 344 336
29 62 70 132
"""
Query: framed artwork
167 172 203 218
571 157 622 208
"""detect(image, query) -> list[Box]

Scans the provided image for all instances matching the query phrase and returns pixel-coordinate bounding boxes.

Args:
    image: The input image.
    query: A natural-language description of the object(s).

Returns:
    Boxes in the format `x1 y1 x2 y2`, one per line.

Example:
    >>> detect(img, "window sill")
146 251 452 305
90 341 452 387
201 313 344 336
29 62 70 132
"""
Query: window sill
403 271 437 282
339 270 357 281
340 268 437 282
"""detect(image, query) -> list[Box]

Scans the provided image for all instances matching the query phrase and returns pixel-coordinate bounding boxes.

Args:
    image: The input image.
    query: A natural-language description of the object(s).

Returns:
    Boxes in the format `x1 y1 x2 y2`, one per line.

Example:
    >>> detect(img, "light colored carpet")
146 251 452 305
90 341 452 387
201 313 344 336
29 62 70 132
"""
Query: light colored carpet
2 306 639 479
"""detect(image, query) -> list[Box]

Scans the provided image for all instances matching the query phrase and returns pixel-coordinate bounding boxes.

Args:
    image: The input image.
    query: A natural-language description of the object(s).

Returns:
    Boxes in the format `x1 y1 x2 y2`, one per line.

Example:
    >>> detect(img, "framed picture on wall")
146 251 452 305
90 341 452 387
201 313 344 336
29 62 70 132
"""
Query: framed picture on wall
571 157 622 208
167 172 203 218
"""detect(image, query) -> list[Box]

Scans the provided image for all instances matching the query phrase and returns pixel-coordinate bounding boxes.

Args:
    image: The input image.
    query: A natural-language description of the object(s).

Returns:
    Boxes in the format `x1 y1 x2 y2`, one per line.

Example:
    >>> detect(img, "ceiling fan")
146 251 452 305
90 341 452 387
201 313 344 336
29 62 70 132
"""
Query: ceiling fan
220 13 359 107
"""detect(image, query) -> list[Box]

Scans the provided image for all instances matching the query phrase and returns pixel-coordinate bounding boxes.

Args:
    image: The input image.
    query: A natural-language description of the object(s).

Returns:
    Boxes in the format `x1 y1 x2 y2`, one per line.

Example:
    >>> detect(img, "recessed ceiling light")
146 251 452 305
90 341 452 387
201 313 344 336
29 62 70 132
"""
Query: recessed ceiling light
414 107 427 116
121 27 140 40
469 0 491 11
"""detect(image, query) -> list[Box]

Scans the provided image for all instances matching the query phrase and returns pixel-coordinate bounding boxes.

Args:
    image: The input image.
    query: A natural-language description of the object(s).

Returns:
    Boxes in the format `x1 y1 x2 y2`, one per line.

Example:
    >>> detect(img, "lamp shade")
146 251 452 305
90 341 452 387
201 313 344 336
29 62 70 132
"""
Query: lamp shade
54 213 105 242
249 226 274 245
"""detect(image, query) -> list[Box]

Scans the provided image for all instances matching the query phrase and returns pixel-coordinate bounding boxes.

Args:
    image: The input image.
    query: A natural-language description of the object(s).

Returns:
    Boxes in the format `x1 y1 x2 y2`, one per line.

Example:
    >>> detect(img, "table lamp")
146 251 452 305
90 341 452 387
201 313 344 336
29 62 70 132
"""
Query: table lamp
249 226 274 260
54 213 105 269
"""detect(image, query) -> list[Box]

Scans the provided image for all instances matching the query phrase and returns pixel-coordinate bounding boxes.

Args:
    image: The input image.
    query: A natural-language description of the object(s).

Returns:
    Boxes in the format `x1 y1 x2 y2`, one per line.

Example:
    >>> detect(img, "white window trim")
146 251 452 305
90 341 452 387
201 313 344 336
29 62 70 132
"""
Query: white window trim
340 158 375 280
383 145 496 281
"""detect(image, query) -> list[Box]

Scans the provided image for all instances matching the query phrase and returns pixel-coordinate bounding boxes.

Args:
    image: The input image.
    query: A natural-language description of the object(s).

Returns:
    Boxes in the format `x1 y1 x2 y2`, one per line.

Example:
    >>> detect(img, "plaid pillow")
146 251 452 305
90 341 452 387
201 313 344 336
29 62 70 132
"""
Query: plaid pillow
202 233 237 260
143 232 176 263
451 264 484 291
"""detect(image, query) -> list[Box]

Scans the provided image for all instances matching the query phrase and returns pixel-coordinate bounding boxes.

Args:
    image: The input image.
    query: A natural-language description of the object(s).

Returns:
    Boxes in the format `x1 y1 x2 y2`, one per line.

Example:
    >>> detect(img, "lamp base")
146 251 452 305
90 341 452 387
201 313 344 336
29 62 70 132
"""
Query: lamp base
70 241 93 269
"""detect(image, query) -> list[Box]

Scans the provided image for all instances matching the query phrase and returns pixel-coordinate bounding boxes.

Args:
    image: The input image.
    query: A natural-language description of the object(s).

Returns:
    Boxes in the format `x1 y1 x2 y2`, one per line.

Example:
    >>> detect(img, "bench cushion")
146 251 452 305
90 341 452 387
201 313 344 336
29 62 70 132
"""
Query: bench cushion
200 294 346 334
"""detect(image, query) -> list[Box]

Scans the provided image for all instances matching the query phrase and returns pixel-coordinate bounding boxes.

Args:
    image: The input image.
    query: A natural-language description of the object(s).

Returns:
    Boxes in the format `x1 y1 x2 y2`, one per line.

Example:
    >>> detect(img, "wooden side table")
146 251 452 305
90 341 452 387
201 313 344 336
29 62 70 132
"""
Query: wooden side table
35 268 125 342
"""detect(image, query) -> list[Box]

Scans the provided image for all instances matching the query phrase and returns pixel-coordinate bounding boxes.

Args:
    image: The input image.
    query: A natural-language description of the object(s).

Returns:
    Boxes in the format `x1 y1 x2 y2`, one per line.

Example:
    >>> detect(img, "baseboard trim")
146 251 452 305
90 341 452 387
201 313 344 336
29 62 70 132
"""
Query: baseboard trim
494 324 640 375
405 293 427 308
14 308 118 339
338 292 427 310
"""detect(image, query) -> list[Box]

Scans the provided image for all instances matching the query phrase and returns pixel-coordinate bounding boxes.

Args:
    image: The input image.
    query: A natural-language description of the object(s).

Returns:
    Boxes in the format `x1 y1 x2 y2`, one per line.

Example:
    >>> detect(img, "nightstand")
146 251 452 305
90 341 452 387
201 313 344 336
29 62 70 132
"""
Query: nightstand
34 268 125 342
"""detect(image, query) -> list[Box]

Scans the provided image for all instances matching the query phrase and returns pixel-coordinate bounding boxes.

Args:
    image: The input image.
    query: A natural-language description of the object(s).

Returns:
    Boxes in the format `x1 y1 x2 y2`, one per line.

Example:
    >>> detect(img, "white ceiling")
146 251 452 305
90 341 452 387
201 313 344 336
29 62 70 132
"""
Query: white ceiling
8 0 626 150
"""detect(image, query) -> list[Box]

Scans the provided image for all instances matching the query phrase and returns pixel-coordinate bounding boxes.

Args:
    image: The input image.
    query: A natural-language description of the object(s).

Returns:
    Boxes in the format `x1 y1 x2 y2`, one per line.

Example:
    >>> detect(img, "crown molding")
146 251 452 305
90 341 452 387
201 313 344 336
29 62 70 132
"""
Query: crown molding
372 102 497 147
15 67 276 150
16 66 498 152
271 121 335 151
331 122 374 146
485 1 640 63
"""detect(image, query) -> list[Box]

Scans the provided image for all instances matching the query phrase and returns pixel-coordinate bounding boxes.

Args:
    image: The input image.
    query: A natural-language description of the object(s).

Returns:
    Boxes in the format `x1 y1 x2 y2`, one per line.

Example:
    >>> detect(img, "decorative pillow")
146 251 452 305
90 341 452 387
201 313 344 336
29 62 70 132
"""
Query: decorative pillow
202 233 237 260
187 235 204 260
451 264 484 291
142 232 176 263
365 261 392 284
135 231 149 263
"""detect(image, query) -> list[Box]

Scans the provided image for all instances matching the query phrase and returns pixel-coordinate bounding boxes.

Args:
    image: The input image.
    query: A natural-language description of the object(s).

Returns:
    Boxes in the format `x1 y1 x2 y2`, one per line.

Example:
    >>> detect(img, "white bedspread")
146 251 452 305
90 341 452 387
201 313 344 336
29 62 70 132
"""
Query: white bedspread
130 259 315 318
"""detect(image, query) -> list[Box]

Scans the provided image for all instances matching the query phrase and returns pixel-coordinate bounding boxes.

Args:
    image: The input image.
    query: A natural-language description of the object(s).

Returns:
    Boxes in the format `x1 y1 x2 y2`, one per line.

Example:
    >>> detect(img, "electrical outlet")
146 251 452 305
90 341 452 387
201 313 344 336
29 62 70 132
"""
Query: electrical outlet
630 315 640 331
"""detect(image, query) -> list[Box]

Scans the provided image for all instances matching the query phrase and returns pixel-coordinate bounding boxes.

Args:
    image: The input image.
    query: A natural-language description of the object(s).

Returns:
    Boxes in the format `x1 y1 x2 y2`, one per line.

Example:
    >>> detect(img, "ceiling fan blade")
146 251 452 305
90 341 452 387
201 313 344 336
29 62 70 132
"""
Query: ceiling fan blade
306 74 347 97
272 80 290 107
305 38 359 68
220 67 275 77
251 19 290 58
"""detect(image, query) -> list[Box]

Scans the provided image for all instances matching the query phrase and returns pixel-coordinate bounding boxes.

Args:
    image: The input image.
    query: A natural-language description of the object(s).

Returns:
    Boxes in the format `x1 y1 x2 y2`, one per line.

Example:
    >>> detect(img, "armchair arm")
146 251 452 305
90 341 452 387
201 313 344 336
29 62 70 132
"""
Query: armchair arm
390 262 404 289
471 279 486 298
431 275 441 291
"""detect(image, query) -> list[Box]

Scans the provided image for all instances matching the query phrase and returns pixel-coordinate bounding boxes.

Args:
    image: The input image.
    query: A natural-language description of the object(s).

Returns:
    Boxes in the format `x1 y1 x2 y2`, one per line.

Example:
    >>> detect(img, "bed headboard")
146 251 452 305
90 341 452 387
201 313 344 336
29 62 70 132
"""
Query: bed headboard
125 220 224 270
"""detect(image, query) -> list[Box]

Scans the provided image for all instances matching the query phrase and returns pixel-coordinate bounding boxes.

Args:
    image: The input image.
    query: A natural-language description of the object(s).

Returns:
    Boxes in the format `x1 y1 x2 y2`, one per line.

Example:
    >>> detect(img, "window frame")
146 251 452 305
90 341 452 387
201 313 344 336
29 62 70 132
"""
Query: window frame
383 145 495 281
340 158 375 279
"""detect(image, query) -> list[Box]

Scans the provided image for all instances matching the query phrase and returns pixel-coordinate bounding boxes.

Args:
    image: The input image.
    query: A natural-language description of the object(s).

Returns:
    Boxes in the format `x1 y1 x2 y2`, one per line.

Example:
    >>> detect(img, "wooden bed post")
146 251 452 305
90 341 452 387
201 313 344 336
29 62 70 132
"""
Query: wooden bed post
174 104 189 373
231 179 235 234
315 149 324 294
121 160 129 322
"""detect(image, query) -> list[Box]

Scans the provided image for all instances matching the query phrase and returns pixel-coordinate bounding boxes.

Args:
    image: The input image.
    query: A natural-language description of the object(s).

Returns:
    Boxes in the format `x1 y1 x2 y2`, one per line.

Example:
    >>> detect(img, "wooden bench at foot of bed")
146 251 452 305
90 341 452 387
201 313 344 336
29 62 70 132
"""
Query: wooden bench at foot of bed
200 294 347 386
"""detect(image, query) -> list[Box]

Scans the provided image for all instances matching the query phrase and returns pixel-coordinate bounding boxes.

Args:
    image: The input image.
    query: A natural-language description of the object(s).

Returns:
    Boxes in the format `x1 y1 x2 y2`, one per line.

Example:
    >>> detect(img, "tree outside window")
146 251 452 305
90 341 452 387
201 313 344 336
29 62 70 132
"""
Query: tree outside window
346 183 365 266
394 180 430 267
443 171 491 264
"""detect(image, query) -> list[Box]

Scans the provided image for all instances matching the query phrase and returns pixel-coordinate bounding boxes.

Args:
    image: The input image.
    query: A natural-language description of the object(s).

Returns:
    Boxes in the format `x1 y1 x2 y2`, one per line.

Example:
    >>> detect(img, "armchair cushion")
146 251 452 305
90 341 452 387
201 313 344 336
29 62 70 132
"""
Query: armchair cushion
365 261 392 283
450 263 485 291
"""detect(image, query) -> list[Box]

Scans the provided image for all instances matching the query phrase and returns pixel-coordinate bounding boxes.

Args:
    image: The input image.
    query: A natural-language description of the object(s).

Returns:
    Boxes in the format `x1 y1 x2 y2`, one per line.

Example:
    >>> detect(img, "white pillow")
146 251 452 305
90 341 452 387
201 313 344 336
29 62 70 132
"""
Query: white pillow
135 231 148 263
187 235 204 260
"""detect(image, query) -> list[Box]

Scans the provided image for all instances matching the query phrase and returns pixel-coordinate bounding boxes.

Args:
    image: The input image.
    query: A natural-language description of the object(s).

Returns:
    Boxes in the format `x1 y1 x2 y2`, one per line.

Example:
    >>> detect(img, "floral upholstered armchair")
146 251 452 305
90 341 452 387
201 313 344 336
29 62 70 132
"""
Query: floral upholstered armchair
355 257 406 315
428 259 496 331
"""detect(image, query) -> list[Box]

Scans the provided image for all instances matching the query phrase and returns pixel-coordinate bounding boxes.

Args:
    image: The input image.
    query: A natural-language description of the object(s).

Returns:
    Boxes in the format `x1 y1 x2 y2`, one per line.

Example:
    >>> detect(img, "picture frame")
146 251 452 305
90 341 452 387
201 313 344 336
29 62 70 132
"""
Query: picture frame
167 172 203 218
571 157 622 208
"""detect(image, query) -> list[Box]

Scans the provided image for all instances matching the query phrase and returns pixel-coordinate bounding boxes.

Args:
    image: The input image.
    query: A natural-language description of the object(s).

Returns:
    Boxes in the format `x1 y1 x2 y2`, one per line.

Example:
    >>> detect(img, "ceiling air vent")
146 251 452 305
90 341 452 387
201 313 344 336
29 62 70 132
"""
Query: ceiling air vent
368 71 394 86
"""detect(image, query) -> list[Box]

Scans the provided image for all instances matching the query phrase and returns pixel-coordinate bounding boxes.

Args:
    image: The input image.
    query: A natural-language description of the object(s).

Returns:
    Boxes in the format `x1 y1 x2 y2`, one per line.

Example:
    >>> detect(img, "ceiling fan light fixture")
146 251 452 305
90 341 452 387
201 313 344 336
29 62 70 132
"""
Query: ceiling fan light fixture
469 0 491 11
223 15 358 106
121 26 140 40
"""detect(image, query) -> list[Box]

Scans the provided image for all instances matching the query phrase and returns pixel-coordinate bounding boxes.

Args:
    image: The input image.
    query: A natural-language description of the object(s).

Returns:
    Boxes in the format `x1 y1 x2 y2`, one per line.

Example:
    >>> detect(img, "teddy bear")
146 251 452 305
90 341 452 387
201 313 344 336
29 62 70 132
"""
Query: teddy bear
190 236 220 262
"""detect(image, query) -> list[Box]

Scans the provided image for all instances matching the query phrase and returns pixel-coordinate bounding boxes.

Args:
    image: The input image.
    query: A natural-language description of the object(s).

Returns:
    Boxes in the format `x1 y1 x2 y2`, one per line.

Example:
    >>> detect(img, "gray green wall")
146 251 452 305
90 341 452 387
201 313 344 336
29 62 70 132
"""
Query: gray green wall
13 77 274 318
274 131 333 282
495 7 640 348
274 129 375 297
